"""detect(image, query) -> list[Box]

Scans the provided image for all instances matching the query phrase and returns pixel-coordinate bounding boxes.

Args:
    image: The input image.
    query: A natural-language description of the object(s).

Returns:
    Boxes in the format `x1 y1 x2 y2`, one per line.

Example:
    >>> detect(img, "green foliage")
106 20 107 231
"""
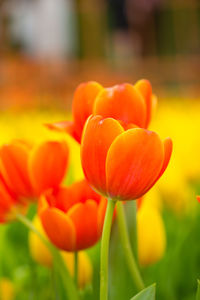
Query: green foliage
130 284 156 300
196 280 200 300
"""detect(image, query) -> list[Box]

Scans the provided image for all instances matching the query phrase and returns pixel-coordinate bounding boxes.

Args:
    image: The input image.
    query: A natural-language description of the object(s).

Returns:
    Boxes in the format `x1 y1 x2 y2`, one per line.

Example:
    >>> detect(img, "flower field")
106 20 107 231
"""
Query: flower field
0 87 200 300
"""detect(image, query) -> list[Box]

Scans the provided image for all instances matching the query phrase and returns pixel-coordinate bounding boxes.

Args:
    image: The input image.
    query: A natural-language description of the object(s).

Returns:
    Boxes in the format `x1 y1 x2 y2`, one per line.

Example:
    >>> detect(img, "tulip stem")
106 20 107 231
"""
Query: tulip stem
116 201 145 292
15 213 79 300
74 251 78 288
100 198 116 300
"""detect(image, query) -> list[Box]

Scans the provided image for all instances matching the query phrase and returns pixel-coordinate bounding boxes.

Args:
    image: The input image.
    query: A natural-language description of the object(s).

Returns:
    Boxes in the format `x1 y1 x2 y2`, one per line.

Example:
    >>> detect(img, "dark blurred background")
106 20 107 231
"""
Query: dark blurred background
0 0 200 108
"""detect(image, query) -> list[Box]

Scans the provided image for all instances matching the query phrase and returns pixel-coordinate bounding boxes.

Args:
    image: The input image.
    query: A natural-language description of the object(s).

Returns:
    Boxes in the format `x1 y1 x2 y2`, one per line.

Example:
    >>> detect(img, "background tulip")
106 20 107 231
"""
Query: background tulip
0 140 69 201
0 172 27 223
137 205 166 266
39 180 107 251
46 79 155 143
0 278 15 300
29 216 93 289
29 140 69 196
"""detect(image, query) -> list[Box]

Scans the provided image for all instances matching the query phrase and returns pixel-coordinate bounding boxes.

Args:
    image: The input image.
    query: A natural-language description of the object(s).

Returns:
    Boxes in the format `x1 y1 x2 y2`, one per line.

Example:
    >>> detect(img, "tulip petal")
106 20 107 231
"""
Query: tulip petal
43 187 79 213
156 138 173 181
0 142 33 198
68 179 101 205
94 84 146 128
40 208 76 251
106 128 164 200
135 79 153 127
67 200 99 250
81 115 124 194
73 81 103 135
29 141 69 195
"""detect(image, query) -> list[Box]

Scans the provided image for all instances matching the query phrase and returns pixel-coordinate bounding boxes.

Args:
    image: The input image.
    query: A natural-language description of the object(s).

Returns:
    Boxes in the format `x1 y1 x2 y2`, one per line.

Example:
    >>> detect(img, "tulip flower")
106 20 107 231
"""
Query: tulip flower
46 79 155 143
0 172 27 223
29 216 93 288
81 115 172 201
39 179 107 251
0 278 15 300
137 205 166 266
94 80 156 129
0 140 69 199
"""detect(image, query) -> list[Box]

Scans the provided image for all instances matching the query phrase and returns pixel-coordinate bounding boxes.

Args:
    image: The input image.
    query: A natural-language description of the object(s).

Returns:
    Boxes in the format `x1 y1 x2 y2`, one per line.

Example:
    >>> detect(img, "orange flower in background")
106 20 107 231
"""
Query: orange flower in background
39 179 107 251
0 140 34 198
81 115 172 201
29 141 69 196
0 140 69 199
0 172 27 223
46 79 155 143
46 81 103 143
94 80 156 129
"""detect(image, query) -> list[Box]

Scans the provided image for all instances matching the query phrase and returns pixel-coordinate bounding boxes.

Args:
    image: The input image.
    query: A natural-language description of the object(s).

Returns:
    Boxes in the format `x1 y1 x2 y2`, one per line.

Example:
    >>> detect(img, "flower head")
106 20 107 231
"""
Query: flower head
81 115 172 201
29 215 93 289
39 179 107 251
46 79 155 143
0 140 69 199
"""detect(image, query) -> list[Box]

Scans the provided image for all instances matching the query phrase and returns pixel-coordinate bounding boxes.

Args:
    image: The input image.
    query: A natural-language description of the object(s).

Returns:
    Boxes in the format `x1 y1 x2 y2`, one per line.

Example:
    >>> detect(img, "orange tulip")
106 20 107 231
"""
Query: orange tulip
39 179 107 251
46 79 155 143
0 140 69 199
0 172 26 223
94 80 156 129
81 115 172 201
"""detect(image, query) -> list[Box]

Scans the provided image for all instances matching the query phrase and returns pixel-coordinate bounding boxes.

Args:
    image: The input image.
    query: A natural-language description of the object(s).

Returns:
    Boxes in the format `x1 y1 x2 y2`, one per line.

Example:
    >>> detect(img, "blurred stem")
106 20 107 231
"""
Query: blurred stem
116 201 144 292
100 198 116 300
74 251 78 288
15 213 79 300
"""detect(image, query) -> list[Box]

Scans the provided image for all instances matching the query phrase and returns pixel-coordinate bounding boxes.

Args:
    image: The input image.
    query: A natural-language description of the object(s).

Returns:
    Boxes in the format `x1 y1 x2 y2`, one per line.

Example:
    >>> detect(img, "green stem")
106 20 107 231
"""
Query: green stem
100 198 116 300
116 201 144 292
74 251 78 288
15 213 79 300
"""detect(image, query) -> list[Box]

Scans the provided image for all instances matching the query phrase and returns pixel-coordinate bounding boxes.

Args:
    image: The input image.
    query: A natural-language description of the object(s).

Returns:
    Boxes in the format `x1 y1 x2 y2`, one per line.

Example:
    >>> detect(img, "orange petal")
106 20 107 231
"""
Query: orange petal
156 138 173 181
67 200 99 250
40 208 76 251
197 196 200 203
29 141 69 195
68 179 101 205
43 186 79 213
44 121 81 143
81 115 124 194
134 79 153 127
106 128 164 200
0 141 33 198
94 84 146 128
72 81 103 138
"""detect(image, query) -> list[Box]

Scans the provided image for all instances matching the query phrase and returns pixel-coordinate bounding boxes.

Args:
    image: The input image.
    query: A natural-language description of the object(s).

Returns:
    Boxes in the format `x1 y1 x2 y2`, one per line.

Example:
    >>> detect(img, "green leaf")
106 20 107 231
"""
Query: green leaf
196 280 200 300
130 284 156 300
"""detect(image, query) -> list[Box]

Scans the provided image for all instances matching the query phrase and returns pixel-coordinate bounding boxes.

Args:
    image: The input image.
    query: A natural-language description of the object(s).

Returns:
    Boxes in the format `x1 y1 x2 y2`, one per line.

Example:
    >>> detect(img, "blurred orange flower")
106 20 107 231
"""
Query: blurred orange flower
0 172 27 223
0 140 69 200
39 179 107 251
46 79 155 143
81 115 172 201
